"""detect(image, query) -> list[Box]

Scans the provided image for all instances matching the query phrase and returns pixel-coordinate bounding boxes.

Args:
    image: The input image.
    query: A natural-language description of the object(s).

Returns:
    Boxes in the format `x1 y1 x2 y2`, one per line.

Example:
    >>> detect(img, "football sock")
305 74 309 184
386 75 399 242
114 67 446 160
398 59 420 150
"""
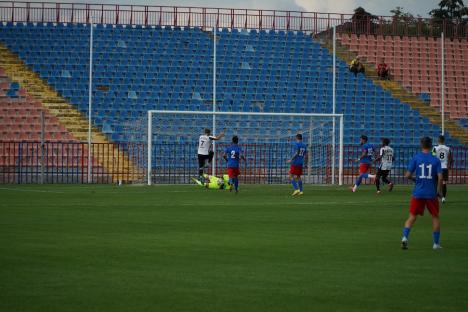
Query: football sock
228 178 233 185
442 184 447 197
375 178 380 191
402 227 411 240
291 180 298 190
433 232 440 245
298 180 303 192
367 174 376 179
234 178 239 191
355 175 364 186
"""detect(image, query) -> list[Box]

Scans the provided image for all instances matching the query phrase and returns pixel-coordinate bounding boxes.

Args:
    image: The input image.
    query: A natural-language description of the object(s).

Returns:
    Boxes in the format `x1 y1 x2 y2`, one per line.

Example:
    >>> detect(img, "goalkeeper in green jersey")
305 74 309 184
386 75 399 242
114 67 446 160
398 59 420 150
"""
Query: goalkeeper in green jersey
192 174 230 190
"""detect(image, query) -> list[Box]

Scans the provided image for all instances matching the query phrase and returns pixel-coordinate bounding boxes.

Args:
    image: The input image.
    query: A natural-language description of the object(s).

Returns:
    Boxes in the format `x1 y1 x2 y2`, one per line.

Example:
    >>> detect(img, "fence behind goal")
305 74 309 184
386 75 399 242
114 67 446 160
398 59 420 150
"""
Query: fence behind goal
1 141 467 184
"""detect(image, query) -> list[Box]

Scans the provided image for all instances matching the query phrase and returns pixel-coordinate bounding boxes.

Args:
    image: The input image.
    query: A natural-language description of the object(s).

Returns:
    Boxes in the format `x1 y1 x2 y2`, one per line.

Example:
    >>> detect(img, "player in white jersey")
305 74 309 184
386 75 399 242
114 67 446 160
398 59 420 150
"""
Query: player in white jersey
432 135 452 203
197 128 224 180
374 138 394 194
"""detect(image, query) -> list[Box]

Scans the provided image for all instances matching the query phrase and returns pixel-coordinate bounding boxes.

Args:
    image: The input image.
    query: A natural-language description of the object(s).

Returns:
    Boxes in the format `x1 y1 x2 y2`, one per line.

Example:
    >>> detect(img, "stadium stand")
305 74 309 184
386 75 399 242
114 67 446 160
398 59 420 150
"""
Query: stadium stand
0 22 461 147
337 33 467 122
0 74 76 142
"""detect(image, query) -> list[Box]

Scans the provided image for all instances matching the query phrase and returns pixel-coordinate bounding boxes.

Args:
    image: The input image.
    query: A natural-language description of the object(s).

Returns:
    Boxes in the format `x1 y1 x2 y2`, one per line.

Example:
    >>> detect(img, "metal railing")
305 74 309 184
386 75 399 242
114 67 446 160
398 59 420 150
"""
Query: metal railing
1 141 467 184
0 1 466 38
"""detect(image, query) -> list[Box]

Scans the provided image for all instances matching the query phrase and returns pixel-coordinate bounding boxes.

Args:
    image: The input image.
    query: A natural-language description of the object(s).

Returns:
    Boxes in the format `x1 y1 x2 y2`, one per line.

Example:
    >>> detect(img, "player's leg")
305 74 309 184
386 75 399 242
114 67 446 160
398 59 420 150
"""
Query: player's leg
381 170 394 191
401 197 424 249
233 171 239 193
441 169 448 202
427 199 442 249
352 164 372 192
375 169 382 193
297 175 303 195
198 154 206 181
401 213 417 249
289 165 299 193
227 169 234 192
290 174 299 195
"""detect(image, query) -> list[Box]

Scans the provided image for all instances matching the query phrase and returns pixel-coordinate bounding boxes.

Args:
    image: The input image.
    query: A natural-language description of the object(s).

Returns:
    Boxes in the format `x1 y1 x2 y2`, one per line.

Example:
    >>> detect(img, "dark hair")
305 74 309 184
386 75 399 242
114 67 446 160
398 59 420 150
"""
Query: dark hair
296 133 303 140
420 136 432 149
204 128 211 135
360 135 368 142
382 138 390 146
438 135 445 143
232 136 239 144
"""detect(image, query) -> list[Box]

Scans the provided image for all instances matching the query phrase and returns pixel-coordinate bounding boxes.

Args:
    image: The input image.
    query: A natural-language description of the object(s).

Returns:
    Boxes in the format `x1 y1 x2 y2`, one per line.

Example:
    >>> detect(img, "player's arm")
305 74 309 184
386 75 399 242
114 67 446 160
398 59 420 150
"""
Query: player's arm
374 148 383 162
210 132 225 141
405 157 416 182
356 149 367 162
288 152 298 163
303 151 309 167
223 148 228 162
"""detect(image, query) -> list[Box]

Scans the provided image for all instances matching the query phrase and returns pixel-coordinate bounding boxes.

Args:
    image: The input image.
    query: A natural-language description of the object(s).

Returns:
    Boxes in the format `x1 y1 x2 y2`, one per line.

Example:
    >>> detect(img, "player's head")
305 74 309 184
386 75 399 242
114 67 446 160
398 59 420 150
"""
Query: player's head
204 128 211 135
381 138 390 146
296 133 303 141
232 136 239 144
438 135 445 144
360 135 368 145
420 136 433 151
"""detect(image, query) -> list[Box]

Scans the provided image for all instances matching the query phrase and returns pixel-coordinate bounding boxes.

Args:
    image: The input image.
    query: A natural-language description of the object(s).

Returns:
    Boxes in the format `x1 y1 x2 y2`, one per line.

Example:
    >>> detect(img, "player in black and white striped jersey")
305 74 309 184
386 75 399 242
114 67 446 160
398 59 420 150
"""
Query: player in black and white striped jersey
374 138 394 194
432 135 453 203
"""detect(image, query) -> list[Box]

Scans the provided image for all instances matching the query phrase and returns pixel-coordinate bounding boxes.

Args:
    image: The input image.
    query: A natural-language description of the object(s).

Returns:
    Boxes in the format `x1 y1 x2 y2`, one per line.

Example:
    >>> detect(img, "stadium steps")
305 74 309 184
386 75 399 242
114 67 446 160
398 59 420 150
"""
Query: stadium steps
0 43 143 182
318 38 468 145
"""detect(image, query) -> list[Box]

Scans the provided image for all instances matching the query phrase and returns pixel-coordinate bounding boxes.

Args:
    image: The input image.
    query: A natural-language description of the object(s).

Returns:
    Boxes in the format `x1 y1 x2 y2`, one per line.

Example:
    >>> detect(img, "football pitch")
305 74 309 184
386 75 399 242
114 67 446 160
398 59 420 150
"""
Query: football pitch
1 184 467 312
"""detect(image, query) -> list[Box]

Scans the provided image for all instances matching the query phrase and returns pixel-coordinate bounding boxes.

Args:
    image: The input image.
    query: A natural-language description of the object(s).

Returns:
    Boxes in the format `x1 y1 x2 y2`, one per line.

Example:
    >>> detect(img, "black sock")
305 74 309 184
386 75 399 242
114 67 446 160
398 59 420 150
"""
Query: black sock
375 178 380 191
443 184 447 197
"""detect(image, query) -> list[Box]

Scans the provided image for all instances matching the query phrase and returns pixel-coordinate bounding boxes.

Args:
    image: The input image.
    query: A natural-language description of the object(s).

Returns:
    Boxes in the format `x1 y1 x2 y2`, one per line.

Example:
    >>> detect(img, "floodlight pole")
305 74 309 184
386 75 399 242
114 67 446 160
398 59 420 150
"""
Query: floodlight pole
440 32 445 135
212 26 217 176
332 26 336 184
87 22 93 183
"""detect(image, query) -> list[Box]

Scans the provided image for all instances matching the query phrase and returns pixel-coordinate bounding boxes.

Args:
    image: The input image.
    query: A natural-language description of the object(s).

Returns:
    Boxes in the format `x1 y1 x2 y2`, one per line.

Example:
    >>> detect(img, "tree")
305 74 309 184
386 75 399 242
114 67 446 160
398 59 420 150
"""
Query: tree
351 7 377 22
390 6 417 23
429 0 468 21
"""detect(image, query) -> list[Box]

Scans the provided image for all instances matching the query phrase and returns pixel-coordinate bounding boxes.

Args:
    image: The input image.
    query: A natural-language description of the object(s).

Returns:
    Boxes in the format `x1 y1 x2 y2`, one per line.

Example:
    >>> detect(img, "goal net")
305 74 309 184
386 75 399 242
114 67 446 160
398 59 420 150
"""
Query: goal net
147 110 344 186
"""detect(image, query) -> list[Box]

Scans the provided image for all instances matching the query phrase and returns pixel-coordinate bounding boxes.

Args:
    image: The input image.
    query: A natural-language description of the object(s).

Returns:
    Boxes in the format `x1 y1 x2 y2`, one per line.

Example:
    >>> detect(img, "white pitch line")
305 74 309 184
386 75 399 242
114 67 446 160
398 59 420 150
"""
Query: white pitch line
0 187 65 194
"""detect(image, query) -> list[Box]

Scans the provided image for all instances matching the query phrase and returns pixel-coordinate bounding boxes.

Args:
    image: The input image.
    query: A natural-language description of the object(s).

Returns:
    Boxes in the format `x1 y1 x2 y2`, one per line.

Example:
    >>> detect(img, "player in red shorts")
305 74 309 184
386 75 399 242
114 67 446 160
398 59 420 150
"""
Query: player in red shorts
351 135 376 192
223 136 245 193
401 137 443 250
287 134 308 196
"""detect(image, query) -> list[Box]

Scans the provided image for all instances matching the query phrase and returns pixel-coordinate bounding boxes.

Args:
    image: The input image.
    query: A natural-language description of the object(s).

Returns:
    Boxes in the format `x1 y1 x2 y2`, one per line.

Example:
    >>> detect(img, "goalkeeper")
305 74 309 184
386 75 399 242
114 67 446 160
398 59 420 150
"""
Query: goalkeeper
192 174 230 190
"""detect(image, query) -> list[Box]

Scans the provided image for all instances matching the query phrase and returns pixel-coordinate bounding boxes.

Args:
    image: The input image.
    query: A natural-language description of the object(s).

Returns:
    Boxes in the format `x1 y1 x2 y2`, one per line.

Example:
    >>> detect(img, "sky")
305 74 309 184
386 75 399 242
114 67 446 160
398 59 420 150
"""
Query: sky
18 0 440 17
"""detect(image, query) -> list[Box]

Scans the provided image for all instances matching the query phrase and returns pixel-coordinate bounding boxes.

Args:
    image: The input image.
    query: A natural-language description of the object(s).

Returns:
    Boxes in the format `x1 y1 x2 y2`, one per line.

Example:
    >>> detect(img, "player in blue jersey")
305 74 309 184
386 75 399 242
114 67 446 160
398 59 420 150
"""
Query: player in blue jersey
223 136 245 193
351 135 376 192
401 137 443 250
287 133 308 196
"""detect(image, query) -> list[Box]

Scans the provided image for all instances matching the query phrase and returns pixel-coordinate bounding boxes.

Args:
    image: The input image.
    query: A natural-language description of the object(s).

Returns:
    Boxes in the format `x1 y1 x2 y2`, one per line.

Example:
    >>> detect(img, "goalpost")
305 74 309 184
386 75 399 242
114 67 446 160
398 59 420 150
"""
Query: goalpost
147 110 344 186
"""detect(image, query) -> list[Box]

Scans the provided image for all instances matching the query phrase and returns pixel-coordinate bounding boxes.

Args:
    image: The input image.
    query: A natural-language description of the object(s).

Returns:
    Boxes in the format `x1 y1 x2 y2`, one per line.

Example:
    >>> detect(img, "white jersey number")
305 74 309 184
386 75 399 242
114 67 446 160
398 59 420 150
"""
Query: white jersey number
418 164 433 179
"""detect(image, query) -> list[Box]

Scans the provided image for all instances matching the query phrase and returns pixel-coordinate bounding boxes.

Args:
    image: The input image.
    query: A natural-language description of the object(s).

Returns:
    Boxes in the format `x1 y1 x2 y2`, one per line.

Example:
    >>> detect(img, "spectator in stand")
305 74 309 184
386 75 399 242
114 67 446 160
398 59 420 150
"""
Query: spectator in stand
377 59 390 80
349 56 365 76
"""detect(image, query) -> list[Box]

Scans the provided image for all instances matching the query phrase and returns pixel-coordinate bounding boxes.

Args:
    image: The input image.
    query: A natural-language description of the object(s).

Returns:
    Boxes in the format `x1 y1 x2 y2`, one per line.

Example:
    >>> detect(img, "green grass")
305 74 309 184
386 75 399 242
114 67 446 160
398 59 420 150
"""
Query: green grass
1 184 467 312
